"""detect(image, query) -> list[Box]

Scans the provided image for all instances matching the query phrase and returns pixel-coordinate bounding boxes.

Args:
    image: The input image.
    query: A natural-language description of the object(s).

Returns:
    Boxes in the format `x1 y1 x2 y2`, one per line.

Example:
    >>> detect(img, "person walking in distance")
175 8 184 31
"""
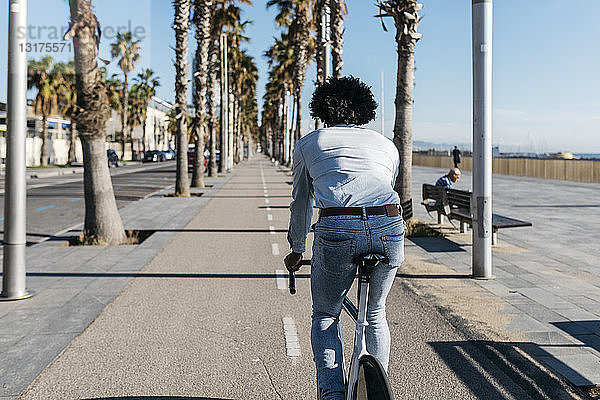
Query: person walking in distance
283 76 405 400
452 145 461 168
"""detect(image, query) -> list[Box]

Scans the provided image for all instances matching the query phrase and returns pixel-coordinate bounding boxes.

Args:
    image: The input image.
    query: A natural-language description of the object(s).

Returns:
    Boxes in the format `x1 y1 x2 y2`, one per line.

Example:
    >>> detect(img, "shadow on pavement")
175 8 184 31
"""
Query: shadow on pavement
16 272 312 279
409 236 468 253
552 320 600 353
430 340 589 399
396 273 472 279
514 204 600 208
85 397 233 400
151 228 289 233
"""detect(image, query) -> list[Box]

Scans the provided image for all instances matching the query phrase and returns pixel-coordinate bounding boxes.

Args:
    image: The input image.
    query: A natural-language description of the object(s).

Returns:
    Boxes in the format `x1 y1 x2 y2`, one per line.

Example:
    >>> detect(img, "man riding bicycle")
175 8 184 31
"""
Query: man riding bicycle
284 76 405 400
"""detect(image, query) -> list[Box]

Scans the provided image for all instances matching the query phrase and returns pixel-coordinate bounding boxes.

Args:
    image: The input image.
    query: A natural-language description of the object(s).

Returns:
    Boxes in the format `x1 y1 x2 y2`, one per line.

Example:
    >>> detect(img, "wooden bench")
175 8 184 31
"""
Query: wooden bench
421 184 449 224
422 184 532 245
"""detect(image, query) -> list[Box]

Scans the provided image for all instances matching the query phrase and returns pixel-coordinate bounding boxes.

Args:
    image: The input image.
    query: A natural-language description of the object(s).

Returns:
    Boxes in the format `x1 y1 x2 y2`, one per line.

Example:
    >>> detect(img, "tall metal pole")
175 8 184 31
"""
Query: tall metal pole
472 0 493 279
1 0 34 301
219 33 228 173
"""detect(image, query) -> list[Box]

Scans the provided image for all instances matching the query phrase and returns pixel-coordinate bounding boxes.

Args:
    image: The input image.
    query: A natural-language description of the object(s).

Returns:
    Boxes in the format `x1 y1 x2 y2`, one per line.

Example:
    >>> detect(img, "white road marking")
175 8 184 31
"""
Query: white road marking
272 243 279 255
267 214 273 221
265 199 270 204
266 206 271 211
270 226 276 234
282 317 301 358
275 270 287 291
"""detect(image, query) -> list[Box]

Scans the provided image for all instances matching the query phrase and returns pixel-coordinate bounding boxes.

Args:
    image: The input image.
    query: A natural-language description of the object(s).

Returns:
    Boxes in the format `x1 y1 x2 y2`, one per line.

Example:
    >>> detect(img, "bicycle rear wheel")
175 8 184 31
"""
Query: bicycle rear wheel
353 354 394 400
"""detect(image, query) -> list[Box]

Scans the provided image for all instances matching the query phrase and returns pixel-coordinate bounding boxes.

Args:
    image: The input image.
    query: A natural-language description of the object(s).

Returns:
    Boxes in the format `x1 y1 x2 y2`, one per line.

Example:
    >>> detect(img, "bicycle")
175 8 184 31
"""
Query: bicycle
288 254 394 400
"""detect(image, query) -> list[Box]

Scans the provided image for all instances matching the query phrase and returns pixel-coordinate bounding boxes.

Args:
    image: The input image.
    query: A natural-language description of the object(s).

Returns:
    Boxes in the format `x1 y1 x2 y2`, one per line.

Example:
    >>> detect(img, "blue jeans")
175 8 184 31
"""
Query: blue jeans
311 213 405 400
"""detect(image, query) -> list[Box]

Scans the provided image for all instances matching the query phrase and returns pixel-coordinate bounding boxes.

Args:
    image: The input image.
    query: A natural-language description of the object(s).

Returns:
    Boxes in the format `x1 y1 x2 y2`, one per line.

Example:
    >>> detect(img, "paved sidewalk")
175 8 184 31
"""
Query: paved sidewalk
408 166 600 392
3 156 584 400
0 169 234 399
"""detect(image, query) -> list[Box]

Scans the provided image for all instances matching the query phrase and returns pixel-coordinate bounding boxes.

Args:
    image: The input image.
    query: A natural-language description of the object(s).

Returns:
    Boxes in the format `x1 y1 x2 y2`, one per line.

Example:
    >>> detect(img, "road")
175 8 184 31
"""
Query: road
0 161 177 248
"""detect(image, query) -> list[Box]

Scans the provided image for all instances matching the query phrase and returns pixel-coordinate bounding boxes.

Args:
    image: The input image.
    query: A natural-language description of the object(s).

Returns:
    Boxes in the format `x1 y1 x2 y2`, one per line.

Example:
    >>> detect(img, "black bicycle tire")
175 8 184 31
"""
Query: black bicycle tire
352 354 394 400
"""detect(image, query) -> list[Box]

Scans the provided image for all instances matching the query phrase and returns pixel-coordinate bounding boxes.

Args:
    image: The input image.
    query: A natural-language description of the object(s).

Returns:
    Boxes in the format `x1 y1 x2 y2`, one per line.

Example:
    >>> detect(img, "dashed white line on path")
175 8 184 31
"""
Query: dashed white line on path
268 214 273 221
282 317 301 358
270 226 276 234
275 270 287 291
265 199 270 204
272 243 280 255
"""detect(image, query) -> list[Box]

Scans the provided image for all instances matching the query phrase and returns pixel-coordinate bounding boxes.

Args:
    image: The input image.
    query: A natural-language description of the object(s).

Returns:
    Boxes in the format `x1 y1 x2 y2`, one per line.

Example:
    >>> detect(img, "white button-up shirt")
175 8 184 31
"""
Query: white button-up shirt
287 126 400 253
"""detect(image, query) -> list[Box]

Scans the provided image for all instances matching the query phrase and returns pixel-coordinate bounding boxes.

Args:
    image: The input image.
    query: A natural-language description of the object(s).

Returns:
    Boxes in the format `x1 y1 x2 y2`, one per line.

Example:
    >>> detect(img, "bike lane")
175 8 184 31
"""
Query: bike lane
18 156 582 400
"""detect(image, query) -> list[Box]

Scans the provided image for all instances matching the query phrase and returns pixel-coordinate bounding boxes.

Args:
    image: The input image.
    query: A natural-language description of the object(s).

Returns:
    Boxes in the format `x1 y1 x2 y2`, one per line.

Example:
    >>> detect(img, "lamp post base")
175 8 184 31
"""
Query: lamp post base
0 290 35 301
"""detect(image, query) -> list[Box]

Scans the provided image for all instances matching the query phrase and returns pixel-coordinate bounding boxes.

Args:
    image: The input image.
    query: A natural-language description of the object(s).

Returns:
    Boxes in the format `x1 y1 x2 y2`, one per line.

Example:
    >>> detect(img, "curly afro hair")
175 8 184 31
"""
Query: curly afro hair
309 76 378 127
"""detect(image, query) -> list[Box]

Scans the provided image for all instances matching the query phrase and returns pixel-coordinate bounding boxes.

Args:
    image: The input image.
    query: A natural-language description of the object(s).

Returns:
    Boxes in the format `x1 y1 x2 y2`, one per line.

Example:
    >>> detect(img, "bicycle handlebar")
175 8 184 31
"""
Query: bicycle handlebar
288 271 296 294
288 260 311 295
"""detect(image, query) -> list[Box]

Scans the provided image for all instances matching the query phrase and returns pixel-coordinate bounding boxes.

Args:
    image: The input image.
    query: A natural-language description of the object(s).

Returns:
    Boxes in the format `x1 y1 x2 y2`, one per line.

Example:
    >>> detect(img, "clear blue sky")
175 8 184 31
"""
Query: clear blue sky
1 0 599 153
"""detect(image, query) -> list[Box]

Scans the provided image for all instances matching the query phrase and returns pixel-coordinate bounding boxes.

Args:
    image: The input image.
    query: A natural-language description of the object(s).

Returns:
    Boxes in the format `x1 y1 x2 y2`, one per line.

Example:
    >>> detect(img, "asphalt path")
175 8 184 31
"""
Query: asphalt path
18 157 582 400
0 161 178 249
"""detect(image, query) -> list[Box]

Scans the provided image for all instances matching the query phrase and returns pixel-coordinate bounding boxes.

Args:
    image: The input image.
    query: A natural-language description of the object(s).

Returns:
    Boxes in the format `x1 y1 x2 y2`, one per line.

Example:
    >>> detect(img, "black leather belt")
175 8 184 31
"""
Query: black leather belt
320 204 400 217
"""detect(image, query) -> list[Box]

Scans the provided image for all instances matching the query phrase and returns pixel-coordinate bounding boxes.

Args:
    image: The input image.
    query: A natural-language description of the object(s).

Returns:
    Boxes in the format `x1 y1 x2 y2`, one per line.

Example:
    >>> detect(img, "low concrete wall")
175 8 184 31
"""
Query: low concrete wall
413 155 600 184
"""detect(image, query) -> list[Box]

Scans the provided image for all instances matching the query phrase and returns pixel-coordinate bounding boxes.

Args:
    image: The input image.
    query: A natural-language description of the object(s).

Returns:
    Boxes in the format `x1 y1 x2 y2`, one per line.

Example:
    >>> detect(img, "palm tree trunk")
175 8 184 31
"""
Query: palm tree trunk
294 90 302 140
68 121 77 163
331 0 344 78
174 0 191 196
67 0 126 245
121 73 129 160
282 90 289 165
191 0 212 187
208 35 218 177
315 1 326 130
142 118 147 154
40 114 49 166
393 31 418 221
228 90 234 168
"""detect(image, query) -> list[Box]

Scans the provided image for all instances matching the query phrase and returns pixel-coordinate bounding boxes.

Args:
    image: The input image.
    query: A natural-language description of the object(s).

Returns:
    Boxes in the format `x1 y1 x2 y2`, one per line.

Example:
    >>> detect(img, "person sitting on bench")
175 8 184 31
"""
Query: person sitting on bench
435 168 461 188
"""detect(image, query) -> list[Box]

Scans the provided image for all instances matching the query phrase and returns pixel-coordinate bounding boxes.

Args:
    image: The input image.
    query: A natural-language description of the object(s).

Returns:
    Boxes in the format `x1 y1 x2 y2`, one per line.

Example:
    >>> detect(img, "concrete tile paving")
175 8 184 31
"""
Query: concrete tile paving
410 165 600 390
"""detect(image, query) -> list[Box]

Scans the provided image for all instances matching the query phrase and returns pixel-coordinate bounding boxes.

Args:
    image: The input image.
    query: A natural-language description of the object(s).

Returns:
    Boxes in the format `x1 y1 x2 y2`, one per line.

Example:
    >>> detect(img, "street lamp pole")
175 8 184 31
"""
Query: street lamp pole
1 0 34 301
472 0 493 279
219 32 228 173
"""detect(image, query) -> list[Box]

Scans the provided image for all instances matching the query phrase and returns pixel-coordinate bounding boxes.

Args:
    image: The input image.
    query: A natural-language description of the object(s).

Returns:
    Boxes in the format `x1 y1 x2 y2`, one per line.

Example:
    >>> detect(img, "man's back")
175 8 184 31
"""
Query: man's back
295 126 400 208
436 175 452 188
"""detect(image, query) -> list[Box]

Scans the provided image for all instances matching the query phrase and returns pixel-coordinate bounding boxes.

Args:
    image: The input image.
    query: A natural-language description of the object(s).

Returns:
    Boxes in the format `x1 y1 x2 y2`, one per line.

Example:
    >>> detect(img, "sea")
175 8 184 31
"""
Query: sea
574 153 600 160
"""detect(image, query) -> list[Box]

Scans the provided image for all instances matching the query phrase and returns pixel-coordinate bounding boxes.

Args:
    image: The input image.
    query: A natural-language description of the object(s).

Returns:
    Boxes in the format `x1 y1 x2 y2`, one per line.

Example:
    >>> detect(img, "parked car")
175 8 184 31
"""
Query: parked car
107 149 119 168
143 150 165 163
188 149 220 172
163 148 176 160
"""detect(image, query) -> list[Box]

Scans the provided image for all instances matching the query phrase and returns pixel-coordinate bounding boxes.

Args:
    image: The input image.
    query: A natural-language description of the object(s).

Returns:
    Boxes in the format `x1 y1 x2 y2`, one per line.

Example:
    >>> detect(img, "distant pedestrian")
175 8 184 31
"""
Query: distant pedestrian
436 168 461 188
452 146 461 168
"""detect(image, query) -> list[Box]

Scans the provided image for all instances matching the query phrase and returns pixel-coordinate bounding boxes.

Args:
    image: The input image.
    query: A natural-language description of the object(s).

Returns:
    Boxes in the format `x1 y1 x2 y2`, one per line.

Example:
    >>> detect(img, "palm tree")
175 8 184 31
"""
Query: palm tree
110 32 140 160
208 0 253 173
64 0 126 244
191 0 213 188
264 32 294 164
104 72 124 144
132 69 160 153
330 0 347 78
54 61 78 164
376 0 422 220
312 0 327 129
27 56 61 166
173 0 192 196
